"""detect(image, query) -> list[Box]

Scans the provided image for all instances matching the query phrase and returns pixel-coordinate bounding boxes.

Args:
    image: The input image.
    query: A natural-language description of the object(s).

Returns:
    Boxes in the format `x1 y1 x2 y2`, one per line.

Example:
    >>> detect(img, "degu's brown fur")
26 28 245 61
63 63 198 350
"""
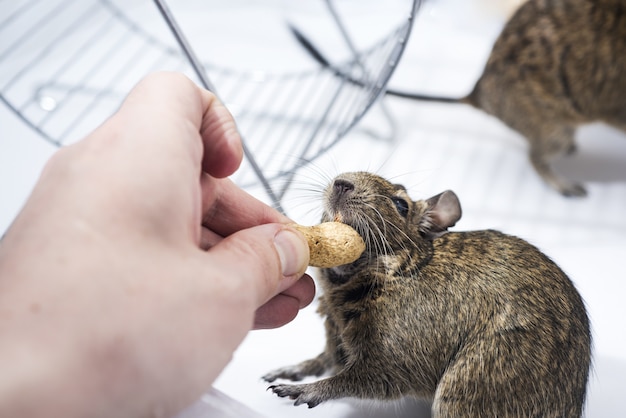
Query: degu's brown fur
460 0 626 197
292 0 626 197
264 172 592 417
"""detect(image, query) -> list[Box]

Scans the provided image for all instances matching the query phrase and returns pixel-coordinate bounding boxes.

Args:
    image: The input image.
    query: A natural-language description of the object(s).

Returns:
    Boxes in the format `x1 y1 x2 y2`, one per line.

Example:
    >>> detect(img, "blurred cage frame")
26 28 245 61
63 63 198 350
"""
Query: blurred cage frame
0 0 420 213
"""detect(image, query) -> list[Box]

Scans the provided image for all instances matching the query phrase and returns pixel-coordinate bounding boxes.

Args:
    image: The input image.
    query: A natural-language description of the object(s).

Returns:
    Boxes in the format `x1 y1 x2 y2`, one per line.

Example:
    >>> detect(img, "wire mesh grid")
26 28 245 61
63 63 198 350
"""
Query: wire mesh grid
0 0 420 211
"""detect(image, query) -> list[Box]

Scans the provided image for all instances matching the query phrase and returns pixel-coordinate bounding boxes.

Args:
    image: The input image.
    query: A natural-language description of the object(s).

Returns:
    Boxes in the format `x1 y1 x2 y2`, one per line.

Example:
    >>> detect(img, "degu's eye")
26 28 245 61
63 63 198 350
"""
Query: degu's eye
391 196 409 217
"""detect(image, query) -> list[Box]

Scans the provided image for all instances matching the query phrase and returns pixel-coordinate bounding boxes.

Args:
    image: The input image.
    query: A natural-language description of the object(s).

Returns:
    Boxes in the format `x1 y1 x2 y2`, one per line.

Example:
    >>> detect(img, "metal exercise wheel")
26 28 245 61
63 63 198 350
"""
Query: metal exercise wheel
0 0 421 211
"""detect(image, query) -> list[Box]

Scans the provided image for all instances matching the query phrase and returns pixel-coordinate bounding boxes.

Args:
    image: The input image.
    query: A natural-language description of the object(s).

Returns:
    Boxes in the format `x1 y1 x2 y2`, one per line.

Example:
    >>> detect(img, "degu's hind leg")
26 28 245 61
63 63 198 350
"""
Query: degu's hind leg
432 329 588 418
527 124 587 197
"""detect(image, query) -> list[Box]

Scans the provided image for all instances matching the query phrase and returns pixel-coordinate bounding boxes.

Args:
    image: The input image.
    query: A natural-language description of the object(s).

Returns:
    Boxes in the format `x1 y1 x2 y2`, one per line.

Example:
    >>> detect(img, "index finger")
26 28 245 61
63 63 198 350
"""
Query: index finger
119 72 244 180
196 88 244 178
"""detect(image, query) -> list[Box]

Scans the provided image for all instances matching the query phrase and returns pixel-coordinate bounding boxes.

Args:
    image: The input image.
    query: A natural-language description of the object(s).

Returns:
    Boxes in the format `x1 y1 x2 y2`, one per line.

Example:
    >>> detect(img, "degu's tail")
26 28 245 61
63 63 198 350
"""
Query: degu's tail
289 25 467 105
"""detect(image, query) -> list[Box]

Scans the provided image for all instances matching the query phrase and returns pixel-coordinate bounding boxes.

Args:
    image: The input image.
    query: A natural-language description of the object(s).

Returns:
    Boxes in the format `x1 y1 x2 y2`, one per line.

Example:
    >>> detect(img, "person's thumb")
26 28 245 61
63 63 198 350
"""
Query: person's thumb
204 224 310 306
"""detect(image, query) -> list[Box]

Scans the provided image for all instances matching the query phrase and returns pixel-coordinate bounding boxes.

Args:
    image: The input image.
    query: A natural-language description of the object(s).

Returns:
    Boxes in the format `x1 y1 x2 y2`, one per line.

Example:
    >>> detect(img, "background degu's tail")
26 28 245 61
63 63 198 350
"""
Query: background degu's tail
289 25 466 104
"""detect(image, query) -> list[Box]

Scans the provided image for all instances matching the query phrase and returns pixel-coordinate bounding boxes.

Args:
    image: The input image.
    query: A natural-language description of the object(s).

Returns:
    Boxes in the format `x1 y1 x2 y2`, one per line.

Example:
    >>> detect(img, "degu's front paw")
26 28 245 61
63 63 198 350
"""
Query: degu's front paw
262 366 307 383
267 383 325 408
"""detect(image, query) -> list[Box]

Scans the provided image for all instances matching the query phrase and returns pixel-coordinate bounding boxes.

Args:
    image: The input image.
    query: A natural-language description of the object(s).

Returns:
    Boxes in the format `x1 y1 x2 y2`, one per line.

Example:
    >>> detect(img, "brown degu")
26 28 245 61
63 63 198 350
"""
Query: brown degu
264 171 591 417
293 0 626 197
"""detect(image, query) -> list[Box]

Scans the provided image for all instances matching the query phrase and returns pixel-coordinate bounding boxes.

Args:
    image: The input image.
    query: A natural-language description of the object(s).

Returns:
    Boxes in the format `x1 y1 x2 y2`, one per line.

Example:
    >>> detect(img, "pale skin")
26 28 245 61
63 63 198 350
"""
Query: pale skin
0 72 315 418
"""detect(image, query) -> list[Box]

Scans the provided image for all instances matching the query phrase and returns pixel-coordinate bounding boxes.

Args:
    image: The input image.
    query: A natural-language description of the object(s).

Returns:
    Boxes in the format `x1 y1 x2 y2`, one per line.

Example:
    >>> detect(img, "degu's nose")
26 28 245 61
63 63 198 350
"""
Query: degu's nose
333 178 354 197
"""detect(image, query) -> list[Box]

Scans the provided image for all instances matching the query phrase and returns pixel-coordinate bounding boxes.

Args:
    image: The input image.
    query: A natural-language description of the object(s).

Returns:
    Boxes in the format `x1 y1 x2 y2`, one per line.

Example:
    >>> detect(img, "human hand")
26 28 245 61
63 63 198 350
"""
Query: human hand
0 72 314 418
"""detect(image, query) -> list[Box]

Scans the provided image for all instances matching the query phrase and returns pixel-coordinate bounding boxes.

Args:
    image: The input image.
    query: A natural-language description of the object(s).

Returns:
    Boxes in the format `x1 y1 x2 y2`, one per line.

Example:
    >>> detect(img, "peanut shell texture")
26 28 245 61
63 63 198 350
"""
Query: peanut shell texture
290 222 365 268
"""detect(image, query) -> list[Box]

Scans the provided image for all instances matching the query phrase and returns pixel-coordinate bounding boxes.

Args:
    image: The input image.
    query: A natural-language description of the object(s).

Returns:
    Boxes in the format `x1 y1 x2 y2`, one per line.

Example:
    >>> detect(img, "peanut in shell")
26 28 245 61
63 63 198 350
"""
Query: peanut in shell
290 222 365 268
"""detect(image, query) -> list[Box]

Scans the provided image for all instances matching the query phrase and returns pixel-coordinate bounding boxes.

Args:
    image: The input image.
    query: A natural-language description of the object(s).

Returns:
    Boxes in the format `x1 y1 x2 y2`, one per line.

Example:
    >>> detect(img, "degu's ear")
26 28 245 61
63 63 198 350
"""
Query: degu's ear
419 190 462 239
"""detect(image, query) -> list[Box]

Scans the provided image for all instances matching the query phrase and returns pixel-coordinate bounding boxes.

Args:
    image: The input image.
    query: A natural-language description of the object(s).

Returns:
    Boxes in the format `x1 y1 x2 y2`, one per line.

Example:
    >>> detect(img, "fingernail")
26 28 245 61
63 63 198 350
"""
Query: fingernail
274 228 309 277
